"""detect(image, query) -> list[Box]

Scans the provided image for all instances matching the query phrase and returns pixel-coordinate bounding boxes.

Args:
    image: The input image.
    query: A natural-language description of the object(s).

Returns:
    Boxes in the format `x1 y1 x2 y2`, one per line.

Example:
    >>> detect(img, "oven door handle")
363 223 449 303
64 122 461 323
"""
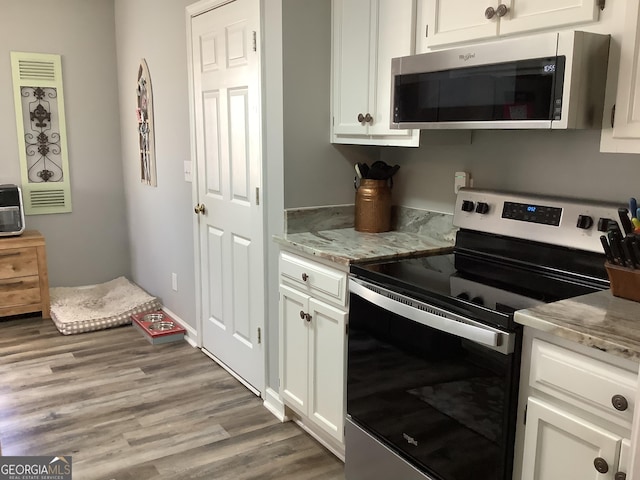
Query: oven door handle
349 278 515 355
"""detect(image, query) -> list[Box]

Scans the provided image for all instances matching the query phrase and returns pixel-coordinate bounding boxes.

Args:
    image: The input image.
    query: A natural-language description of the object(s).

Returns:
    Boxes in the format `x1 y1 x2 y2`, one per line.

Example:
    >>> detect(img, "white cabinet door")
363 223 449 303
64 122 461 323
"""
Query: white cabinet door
332 0 373 136
499 0 601 37
424 0 600 48
425 0 499 47
521 397 622 480
280 285 310 415
612 0 640 140
332 0 419 146
308 298 347 442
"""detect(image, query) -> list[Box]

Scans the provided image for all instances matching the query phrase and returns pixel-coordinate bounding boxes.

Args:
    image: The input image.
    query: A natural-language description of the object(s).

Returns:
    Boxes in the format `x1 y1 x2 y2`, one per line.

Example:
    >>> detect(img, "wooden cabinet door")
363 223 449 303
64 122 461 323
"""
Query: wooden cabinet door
425 0 499 47
308 298 347 442
499 0 600 37
279 285 311 415
521 397 621 480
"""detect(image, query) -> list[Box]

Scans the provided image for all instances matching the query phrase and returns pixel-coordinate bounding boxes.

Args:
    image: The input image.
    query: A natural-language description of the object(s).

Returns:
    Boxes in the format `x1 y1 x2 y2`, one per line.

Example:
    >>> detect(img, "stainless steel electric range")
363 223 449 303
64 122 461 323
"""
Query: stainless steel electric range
345 188 623 480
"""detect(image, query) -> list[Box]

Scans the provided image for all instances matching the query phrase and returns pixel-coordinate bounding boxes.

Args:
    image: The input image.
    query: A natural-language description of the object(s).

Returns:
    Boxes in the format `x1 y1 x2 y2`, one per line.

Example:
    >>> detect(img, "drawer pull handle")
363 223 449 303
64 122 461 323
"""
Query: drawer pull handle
301 273 309 282
0 252 20 258
594 457 609 474
615 472 627 480
612 394 628 411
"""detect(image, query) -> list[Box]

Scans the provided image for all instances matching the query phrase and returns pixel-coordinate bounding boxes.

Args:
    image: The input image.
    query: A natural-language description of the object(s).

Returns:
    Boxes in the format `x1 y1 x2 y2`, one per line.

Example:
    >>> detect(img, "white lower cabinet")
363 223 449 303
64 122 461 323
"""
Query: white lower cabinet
521 397 627 480
279 251 348 445
514 330 637 480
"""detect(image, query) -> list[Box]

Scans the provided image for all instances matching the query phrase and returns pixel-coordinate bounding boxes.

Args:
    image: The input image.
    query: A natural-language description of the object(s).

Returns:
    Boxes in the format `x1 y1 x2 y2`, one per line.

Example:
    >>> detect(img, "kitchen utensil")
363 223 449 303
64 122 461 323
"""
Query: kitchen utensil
368 161 389 180
608 230 624 265
355 163 363 179
600 235 614 264
630 197 637 217
618 208 633 235
622 236 637 268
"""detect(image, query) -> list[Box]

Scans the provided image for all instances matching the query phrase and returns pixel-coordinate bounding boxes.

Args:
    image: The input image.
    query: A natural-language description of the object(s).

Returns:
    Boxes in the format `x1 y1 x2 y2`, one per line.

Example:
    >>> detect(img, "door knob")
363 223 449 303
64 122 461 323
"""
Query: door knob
496 3 509 17
194 203 206 215
594 457 609 474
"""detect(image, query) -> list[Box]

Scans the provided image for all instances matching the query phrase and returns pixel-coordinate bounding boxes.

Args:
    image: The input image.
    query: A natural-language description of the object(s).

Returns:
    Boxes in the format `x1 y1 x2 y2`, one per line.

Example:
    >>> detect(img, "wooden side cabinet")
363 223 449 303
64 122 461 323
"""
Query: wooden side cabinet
0 230 50 319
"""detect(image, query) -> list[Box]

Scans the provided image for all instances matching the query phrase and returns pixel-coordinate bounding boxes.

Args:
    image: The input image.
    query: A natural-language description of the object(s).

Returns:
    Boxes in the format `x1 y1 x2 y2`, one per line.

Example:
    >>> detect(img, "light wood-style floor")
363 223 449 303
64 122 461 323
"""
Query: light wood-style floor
0 316 345 480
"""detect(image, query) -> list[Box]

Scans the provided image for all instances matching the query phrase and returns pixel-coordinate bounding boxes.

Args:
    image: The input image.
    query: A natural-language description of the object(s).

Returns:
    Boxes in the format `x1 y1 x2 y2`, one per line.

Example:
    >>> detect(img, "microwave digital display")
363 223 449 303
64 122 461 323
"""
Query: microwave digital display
393 56 566 123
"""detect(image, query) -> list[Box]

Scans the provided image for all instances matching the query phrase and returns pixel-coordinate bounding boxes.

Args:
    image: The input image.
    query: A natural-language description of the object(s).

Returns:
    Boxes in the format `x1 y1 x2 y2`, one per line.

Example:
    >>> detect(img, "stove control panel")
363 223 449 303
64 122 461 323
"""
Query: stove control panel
453 188 624 253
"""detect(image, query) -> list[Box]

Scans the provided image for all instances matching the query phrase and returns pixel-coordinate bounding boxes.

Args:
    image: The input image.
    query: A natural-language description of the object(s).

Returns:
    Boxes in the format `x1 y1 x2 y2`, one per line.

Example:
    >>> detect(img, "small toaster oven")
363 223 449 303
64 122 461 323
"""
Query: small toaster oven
0 184 25 236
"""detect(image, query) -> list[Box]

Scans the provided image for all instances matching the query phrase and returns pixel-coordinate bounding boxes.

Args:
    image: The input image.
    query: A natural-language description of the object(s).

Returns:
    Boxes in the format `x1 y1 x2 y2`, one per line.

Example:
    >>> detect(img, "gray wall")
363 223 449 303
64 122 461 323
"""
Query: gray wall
0 0 129 287
113 0 196 330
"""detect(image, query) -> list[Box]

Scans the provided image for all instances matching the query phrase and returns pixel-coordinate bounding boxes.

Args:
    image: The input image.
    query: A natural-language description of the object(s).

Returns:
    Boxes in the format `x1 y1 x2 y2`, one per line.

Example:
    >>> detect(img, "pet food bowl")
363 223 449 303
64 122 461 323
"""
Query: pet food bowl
148 321 175 331
143 313 165 323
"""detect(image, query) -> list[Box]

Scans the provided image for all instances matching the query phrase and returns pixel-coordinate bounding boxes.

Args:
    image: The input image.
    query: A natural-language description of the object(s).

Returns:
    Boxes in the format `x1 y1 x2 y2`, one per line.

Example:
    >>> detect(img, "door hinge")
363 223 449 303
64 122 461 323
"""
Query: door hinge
258 327 262 344
611 104 616 128
252 31 257 52
598 0 605 10
255 187 260 205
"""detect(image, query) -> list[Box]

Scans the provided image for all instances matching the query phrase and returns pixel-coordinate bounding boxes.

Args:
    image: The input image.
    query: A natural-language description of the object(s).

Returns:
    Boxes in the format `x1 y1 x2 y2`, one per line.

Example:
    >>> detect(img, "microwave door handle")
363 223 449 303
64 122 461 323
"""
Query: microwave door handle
349 278 514 355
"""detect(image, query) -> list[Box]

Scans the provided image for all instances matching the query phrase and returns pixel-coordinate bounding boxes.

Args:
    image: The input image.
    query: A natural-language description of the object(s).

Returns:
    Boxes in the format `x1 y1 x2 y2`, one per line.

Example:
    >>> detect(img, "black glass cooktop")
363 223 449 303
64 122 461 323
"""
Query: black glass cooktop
350 249 608 331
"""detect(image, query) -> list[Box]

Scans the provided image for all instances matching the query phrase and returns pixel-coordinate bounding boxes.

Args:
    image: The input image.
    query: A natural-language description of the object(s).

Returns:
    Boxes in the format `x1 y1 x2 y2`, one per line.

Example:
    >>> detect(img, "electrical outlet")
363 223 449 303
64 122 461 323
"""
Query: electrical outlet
454 171 470 194
171 273 178 291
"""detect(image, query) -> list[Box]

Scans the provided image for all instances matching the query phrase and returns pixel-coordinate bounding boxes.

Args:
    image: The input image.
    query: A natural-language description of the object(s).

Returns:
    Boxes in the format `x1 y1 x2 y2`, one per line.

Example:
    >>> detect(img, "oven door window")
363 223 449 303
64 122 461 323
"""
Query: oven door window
347 292 519 480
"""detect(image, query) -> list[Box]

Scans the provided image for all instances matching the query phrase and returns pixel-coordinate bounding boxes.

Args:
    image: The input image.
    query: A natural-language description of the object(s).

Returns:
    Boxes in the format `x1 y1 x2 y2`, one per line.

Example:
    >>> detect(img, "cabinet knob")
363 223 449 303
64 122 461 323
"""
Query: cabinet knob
301 273 309 282
299 310 305 319
358 113 365 123
364 113 373 123
612 394 629 411
594 457 609 474
485 6 496 19
615 472 627 480
304 313 312 322
496 3 509 17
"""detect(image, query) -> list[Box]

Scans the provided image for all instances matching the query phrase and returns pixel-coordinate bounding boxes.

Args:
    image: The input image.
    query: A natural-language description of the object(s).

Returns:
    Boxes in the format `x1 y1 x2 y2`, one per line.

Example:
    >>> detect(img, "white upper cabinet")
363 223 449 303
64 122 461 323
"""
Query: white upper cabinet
331 0 419 146
423 0 602 48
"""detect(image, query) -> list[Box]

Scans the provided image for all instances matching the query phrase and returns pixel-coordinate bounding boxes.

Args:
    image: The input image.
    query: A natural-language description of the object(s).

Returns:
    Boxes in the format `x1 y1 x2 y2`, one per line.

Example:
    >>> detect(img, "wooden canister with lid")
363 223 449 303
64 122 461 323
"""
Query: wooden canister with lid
354 179 392 233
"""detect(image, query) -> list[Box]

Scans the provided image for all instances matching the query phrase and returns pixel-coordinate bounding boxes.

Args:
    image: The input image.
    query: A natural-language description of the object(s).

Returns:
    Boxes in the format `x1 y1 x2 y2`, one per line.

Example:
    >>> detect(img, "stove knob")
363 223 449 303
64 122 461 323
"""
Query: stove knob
576 215 594 230
475 202 490 214
598 218 613 232
456 292 470 300
461 200 475 212
472 296 484 306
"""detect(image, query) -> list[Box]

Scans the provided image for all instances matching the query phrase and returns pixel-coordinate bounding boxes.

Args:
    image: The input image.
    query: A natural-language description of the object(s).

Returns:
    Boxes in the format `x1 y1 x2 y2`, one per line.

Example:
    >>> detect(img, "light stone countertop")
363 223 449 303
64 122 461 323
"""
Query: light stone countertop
274 204 456 266
273 228 454 266
515 290 640 361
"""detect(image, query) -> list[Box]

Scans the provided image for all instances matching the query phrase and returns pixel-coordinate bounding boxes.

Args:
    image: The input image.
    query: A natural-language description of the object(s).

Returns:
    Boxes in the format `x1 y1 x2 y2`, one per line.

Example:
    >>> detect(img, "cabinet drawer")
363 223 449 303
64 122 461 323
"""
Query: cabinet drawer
0 275 41 307
530 338 637 425
0 248 38 280
279 252 347 306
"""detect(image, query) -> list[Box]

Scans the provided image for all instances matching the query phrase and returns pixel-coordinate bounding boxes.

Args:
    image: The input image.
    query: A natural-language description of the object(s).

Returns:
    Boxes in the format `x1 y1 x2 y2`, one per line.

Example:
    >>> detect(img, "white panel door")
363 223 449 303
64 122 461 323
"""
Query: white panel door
191 0 264 393
308 298 347 442
521 397 621 480
279 285 310 414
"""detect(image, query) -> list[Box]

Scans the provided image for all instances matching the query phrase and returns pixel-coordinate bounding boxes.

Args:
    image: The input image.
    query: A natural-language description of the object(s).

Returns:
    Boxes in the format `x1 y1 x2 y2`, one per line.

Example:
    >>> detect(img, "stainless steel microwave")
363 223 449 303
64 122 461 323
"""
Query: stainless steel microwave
390 31 610 130
0 184 25 236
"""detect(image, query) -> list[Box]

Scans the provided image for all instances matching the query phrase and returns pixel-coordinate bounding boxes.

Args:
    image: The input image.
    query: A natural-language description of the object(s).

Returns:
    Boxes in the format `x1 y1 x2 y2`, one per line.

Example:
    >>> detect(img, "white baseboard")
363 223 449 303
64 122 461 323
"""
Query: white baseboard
161 306 198 347
263 387 289 422
292 416 345 462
